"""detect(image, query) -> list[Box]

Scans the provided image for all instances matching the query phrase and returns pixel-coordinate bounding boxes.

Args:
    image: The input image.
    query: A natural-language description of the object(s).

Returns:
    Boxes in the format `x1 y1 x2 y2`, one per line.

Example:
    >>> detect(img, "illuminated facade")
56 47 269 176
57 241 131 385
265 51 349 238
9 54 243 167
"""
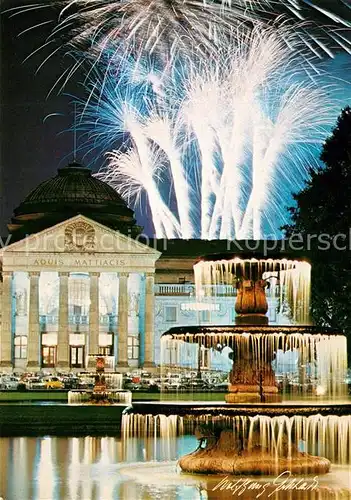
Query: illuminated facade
0 214 160 371
0 162 289 372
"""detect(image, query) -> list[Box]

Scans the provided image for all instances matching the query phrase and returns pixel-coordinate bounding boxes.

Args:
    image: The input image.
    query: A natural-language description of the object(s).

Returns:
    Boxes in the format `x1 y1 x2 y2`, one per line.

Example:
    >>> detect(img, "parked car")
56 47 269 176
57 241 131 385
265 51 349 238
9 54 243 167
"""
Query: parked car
26 377 46 390
0 375 20 390
62 376 80 389
163 380 187 391
43 376 64 390
124 382 142 391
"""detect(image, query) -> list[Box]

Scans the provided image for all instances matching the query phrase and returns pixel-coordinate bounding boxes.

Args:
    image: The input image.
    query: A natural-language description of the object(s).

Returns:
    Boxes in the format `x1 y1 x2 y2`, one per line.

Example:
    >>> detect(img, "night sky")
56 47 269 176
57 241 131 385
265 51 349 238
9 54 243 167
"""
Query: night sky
1 0 351 237
0 0 104 236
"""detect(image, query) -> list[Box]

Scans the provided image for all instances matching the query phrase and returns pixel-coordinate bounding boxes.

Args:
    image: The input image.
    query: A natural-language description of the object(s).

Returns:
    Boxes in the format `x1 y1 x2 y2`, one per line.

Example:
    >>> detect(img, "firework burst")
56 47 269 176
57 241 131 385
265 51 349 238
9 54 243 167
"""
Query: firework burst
74 26 343 239
8 0 351 66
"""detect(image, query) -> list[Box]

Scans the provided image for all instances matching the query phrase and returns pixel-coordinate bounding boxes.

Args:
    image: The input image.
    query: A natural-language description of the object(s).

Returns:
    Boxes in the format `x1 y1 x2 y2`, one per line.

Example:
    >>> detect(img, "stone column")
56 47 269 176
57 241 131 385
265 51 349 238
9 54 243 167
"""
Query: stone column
0 271 13 369
144 272 155 368
89 272 100 355
57 272 69 369
117 272 129 368
128 274 140 335
27 272 40 370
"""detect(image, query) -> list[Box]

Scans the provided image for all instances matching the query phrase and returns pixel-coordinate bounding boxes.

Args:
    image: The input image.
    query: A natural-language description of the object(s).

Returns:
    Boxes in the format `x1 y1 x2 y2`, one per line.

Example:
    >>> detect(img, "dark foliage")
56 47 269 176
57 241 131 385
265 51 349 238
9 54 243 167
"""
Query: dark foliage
284 107 351 339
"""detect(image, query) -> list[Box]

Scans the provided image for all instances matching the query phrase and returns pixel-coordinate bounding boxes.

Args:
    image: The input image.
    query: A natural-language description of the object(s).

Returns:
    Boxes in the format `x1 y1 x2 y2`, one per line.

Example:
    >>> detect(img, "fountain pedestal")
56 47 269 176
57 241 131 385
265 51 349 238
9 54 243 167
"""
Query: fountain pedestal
226 278 281 403
225 355 280 403
235 279 269 325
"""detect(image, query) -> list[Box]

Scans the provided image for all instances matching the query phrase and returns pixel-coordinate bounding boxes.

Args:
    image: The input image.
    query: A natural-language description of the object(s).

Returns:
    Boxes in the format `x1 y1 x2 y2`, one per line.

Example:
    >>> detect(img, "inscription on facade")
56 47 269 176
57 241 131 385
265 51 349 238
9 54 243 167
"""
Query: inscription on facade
32 258 127 267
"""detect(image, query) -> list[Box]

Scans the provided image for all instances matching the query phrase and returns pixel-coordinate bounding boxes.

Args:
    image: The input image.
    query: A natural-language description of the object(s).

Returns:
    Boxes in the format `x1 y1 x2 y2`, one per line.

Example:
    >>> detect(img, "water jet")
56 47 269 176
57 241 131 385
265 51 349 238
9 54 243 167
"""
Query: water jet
68 355 132 405
122 254 350 476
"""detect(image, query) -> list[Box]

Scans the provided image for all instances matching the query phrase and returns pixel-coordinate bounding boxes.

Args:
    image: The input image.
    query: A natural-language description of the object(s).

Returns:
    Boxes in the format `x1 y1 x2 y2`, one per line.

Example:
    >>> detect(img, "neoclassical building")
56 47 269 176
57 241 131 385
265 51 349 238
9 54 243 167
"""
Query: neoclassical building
0 161 289 372
0 162 162 372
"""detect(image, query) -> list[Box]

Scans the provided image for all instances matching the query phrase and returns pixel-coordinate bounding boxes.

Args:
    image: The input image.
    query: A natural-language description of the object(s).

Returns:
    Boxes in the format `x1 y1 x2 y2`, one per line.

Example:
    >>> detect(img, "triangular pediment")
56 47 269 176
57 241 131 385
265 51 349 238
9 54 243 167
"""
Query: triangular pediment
1 215 161 258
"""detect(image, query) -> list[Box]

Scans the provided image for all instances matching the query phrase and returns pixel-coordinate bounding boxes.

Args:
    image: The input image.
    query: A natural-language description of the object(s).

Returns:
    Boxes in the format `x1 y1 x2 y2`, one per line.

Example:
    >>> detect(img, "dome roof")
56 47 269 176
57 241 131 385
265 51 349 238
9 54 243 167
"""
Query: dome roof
18 162 126 207
9 161 141 239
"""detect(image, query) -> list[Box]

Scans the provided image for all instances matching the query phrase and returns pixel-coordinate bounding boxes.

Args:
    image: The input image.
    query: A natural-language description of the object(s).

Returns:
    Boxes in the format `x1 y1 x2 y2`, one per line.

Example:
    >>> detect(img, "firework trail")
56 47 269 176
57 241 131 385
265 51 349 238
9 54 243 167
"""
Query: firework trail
55 0 351 58
8 0 351 67
75 27 342 239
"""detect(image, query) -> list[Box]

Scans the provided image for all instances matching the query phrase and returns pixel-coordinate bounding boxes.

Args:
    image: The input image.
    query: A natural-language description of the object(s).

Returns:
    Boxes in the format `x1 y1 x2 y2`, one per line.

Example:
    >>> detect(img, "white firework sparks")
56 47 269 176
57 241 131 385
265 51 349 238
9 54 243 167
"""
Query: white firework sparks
89 26 341 239
8 0 351 66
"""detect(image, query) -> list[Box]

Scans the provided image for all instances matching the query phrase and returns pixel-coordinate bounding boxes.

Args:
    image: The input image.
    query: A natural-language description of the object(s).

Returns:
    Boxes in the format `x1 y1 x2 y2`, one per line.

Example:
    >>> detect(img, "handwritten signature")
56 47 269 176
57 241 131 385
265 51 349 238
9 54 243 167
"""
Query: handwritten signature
212 471 319 498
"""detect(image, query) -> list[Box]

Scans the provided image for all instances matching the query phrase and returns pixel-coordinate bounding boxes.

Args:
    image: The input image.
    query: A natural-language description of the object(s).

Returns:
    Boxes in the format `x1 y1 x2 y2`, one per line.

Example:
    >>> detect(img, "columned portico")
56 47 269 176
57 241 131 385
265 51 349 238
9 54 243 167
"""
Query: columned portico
0 271 13 369
0 215 161 372
117 272 129 368
57 272 69 369
27 272 40 370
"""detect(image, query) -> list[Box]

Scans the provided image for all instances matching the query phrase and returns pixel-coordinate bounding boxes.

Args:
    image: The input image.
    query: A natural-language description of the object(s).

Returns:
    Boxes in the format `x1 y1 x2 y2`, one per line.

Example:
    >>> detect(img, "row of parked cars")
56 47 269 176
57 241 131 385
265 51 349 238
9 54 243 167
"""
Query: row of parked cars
0 370 228 392
123 372 229 392
5 370 348 393
0 373 95 391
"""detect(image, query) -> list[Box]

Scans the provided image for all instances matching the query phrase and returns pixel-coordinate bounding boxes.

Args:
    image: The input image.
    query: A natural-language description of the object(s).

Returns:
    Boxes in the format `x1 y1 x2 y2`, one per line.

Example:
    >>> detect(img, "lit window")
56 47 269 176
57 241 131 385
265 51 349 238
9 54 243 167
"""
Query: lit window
99 346 112 356
165 306 177 322
70 346 84 368
14 336 27 359
42 346 56 367
128 337 139 360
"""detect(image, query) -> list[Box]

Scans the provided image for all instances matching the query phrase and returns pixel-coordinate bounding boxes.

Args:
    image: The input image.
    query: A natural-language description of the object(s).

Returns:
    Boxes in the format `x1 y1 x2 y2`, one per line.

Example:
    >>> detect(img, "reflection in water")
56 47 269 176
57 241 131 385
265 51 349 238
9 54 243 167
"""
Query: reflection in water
1 436 351 500
0 435 195 500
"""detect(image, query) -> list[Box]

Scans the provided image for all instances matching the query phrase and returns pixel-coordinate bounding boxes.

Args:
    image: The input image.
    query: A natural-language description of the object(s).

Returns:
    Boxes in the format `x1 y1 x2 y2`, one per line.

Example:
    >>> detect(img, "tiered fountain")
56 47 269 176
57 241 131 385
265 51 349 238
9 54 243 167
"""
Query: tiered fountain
68 355 132 405
122 253 351 476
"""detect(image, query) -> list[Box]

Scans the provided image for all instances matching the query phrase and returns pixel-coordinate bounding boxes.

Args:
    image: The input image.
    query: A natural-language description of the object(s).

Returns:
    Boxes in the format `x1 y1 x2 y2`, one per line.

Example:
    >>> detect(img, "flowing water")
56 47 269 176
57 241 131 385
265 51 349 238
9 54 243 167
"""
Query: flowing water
194 258 311 324
67 391 132 404
162 257 347 399
122 413 351 464
161 331 348 398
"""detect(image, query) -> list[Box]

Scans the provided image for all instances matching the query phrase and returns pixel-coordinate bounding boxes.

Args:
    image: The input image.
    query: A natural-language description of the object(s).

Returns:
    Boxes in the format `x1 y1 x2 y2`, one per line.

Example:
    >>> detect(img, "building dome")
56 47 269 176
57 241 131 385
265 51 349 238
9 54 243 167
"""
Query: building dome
8 161 141 239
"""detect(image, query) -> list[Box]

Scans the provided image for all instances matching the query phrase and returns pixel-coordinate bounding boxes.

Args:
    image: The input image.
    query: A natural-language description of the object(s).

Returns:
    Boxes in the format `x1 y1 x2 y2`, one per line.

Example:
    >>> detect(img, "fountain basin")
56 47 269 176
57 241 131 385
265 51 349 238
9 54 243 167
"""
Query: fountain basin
162 324 348 401
126 402 351 417
68 390 132 405
178 429 331 475
122 406 351 466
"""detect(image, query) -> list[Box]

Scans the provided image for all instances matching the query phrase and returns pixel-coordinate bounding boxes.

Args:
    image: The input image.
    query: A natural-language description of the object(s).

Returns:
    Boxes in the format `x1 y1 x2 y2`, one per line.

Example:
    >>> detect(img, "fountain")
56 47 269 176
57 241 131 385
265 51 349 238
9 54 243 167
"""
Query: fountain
68 355 132 405
122 253 351 476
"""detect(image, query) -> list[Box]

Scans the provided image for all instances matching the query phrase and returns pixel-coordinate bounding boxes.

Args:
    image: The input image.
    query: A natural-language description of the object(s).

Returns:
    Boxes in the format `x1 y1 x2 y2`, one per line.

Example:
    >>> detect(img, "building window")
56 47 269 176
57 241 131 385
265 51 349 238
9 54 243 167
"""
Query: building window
165 305 177 322
73 305 82 316
99 346 112 356
200 310 210 322
128 337 139 360
14 336 27 359
42 346 56 367
69 275 90 320
70 346 85 368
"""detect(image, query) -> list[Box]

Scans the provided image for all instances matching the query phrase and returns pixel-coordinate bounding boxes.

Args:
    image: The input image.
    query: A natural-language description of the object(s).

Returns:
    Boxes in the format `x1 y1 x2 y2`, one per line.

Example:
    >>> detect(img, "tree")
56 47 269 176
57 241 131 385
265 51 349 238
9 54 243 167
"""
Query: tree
284 107 351 337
